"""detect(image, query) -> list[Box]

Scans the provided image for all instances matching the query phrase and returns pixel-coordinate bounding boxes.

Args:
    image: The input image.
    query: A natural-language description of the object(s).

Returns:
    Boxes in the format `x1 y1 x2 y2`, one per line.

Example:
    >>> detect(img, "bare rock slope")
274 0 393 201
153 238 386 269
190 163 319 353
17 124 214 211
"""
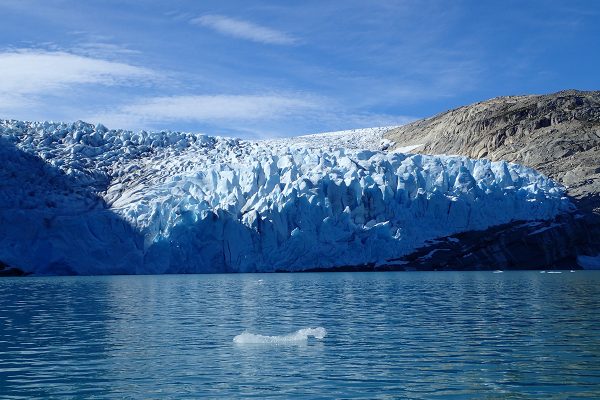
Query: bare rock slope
386 89 600 208
383 90 600 269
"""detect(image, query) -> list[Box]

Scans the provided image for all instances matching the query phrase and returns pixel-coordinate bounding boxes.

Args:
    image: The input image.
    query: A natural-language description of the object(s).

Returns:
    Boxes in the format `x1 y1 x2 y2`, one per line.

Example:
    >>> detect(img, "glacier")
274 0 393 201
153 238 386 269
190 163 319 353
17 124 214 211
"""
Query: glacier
0 120 570 275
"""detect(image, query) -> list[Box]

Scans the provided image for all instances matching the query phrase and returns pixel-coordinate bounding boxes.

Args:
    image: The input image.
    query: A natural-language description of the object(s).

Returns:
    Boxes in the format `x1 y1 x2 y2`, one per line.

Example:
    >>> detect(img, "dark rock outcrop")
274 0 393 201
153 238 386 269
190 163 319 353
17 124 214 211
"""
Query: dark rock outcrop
384 90 600 269
383 213 600 271
0 260 28 277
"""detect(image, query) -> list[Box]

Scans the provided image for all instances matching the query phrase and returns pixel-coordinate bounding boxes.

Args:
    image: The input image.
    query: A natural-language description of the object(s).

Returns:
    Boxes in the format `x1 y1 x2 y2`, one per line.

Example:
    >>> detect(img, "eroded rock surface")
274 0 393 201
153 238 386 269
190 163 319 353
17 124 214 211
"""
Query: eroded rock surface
386 89 600 207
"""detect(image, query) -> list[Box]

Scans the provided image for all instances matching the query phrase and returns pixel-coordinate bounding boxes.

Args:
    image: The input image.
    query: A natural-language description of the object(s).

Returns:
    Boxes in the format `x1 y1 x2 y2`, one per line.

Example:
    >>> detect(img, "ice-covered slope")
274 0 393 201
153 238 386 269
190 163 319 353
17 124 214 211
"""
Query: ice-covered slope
0 120 569 274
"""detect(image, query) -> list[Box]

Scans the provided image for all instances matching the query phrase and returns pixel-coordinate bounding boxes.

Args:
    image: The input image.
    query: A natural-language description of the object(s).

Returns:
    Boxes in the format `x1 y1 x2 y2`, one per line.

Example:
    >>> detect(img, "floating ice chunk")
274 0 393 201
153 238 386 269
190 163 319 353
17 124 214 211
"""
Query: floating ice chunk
233 327 327 344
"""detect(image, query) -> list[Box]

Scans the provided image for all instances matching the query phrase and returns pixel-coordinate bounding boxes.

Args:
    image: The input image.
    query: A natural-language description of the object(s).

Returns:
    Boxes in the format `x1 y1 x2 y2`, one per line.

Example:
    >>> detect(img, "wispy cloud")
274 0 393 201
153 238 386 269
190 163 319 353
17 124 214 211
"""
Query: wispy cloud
86 93 415 138
67 32 142 59
0 47 412 137
0 49 155 95
191 14 297 45
88 94 318 129
0 49 157 114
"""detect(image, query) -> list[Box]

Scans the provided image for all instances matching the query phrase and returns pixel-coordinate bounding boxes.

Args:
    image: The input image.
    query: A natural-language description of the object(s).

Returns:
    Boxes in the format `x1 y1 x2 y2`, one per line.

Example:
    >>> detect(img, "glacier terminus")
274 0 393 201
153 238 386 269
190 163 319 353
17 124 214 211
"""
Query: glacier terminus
0 120 570 275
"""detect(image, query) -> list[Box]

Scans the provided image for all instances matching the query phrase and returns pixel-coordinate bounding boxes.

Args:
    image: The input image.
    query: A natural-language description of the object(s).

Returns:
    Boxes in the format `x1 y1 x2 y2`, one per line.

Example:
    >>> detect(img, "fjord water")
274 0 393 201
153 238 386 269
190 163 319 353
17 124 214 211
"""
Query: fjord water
1 272 599 398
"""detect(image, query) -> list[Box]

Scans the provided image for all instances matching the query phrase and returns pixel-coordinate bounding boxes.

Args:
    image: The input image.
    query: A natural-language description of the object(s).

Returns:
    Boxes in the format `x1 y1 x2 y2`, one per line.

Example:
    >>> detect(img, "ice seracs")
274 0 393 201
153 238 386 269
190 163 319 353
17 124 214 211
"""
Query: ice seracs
0 120 570 274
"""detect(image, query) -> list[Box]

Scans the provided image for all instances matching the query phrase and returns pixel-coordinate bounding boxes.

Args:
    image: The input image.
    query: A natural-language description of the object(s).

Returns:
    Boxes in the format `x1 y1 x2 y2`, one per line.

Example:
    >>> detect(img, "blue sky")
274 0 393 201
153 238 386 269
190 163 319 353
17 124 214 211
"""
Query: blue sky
0 0 598 138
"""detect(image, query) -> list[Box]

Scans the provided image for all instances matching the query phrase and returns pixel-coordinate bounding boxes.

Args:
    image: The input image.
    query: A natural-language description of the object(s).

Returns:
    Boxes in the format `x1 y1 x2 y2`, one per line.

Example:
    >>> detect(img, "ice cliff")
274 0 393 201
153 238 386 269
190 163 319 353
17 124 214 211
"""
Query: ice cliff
0 120 570 274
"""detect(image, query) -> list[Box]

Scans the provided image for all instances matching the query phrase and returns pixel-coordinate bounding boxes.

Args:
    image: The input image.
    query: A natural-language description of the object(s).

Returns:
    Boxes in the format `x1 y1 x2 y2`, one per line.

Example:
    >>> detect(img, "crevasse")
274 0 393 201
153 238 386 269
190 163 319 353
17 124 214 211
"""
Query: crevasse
0 120 570 274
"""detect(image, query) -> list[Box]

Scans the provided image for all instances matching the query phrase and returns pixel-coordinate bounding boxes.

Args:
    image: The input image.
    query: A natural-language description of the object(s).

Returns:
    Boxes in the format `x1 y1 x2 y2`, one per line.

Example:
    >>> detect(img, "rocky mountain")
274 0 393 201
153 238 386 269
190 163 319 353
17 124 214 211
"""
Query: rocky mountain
384 90 600 270
386 90 600 208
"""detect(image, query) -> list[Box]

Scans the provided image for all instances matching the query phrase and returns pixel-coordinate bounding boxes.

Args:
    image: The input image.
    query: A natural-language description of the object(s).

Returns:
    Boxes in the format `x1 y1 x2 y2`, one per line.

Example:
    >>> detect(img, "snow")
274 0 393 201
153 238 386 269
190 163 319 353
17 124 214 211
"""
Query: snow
394 144 423 153
0 120 570 274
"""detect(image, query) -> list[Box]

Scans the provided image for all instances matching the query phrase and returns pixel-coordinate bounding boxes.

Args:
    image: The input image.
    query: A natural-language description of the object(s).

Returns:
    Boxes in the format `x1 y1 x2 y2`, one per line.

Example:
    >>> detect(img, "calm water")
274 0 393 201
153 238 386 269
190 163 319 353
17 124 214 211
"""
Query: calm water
1 271 600 399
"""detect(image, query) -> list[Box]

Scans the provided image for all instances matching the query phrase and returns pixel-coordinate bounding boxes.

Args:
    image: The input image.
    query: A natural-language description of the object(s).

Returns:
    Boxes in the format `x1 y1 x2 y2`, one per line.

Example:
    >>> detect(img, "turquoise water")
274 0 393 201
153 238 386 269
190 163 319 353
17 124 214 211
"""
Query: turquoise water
1 271 600 399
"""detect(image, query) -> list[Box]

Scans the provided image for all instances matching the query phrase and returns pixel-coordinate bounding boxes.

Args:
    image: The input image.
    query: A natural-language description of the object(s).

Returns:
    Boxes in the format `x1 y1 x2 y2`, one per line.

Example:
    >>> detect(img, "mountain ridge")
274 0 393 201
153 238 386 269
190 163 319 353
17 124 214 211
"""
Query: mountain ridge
385 89 600 208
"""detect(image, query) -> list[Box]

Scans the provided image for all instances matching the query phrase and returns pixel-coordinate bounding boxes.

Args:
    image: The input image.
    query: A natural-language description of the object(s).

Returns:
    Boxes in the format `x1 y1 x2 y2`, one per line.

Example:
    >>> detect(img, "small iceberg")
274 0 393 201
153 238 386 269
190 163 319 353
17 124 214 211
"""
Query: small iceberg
547 271 562 274
493 270 504 273
233 327 327 345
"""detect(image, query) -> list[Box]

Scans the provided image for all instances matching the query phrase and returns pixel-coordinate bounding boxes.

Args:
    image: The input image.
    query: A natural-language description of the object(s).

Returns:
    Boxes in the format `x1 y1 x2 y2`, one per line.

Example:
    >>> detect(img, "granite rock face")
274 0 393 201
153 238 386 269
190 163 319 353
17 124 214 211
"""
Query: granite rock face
0 260 28 276
385 90 600 269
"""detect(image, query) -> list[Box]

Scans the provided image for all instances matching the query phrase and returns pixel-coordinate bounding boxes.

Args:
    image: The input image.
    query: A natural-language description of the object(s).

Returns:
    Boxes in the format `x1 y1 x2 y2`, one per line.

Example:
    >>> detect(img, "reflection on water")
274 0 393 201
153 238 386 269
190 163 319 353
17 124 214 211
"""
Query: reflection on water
1 271 600 398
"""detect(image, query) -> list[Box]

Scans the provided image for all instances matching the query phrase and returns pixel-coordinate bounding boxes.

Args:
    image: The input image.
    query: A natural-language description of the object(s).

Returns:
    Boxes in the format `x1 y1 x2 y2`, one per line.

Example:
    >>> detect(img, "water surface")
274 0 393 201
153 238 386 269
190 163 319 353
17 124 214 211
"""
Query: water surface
1 271 599 398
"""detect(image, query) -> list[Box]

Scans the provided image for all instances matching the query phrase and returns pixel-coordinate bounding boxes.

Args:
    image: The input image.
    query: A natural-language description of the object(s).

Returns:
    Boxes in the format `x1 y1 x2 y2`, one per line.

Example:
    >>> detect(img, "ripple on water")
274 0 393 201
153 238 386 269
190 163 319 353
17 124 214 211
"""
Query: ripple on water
0 271 599 399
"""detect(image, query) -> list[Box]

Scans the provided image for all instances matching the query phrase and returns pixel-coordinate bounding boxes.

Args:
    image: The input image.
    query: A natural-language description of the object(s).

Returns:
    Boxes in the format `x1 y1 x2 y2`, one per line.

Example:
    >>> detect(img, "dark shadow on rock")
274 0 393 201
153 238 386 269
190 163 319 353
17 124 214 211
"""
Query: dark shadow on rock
0 260 29 276
378 207 600 272
572 193 600 214
301 196 600 272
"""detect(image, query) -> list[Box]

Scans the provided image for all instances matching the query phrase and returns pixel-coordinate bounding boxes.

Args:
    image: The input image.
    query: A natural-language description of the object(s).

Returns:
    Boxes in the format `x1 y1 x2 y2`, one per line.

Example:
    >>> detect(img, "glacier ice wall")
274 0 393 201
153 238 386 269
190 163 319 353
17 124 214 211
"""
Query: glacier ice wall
0 120 570 274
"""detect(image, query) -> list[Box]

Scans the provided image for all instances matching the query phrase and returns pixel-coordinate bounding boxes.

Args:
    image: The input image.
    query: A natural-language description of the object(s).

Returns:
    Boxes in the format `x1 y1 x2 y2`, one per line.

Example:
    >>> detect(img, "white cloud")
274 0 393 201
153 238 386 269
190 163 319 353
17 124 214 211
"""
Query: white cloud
88 94 319 129
0 49 156 98
0 49 159 119
0 48 413 138
73 42 142 59
191 15 296 45
86 93 415 138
